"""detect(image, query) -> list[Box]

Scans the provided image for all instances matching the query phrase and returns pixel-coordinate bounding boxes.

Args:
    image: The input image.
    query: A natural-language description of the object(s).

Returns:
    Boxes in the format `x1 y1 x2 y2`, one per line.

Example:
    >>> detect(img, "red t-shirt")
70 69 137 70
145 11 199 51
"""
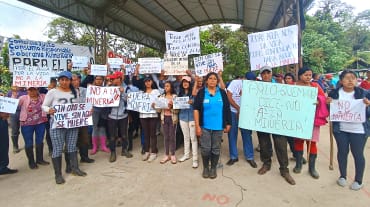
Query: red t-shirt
360 80 370 90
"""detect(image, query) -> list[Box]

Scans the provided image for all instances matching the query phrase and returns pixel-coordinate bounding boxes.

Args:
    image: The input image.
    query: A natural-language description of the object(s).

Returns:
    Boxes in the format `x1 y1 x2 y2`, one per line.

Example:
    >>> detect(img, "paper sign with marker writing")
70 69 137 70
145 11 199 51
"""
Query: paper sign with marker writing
126 92 157 113
108 58 123 69
90 64 107 76
330 99 365 122
72 56 89 68
173 97 190 109
0 96 19 114
165 27 200 57
52 103 92 129
239 80 318 139
86 86 120 107
13 65 50 87
193 52 223 76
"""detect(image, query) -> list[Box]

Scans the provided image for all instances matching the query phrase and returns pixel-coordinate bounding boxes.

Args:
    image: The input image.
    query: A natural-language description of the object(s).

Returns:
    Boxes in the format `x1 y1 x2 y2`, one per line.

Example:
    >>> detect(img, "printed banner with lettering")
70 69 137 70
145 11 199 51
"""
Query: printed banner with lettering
0 96 19 114
239 80 318 139
71 56 89 68
138 58 162 74
108 58 123 69
330 99 366 122
52 103 92 129
163 55 188 75
165 27 200 57
8 38 94 75
193 52 223 76
13 65 50 87
86 86 120 107
126 92 156 113
247 25 298 71
173 97 190 109
90 64 107 76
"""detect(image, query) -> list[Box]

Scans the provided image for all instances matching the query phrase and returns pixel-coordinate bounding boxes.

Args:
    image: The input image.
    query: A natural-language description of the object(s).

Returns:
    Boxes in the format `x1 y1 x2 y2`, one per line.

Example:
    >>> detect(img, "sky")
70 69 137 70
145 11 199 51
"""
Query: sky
0 0 369 42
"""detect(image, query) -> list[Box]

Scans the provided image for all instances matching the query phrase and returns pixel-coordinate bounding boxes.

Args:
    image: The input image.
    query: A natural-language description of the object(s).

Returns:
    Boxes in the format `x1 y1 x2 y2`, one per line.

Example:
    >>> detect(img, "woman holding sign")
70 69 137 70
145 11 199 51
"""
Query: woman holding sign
42 71 87 184
327 70 370 190
194 72 231 179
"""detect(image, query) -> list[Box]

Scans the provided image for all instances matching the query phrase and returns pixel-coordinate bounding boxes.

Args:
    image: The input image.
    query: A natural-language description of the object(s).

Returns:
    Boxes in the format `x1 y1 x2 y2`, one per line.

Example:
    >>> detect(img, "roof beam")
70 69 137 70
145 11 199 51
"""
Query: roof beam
154 0 185 27
254 0 264 28
133 0 174 30
216 0 225 19
177 0 199 24
199 0 211 21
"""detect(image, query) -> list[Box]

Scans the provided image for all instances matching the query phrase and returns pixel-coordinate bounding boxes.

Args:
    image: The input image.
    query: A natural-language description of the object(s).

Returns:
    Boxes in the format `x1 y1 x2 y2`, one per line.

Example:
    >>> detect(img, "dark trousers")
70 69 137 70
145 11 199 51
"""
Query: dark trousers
77 126 90 147
140 118 158 153
257 131 289 174
108 117 128 152
163 116 176 155
334 131 368 183
0 119 9 171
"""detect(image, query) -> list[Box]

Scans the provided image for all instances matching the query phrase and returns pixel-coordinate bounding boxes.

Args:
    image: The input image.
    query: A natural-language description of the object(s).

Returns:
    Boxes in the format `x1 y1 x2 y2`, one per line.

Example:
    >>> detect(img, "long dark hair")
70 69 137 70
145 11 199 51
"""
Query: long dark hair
163 81 175 95
179 79 193 97
58 76 77 98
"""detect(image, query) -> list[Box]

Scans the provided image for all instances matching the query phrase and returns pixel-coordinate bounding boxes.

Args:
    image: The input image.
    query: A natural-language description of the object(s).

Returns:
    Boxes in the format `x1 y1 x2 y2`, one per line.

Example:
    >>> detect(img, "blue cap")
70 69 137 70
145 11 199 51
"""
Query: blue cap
58 71 72 79
245 72 256 80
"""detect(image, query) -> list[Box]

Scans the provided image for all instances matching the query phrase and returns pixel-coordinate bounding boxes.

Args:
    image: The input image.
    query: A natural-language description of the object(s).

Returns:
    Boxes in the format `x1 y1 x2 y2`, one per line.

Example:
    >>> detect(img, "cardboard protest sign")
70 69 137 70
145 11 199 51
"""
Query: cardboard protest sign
90 64 107 76
239 80 318 139
154 97 169 109
173 96 190 109
247 25 298 71
108 58 123 69
138 58 162 74
86 86 120 107
52 103 92 129
126 92 157 113
71 56 89 68
165 27 200 57
13 65 50 87
8 38 94 76
163 55 188 75
0 96 19 114
330 99 366 122
125 64 135 76
193 52 223 76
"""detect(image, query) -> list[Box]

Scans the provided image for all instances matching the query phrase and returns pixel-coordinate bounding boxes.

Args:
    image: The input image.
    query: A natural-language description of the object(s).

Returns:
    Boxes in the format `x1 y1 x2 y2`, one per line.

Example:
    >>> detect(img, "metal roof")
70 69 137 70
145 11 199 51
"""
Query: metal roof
19 0 311 50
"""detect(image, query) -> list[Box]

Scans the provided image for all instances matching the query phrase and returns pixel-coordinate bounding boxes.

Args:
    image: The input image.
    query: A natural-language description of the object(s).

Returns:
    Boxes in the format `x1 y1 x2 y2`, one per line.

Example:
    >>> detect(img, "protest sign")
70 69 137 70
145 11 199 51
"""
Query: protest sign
154 97 169 109
108 58 123 69
173 96 190 109
8 38 94 76
239 80 318 139
90 64 107 76
138 58 162 74
165 27 200 57
86 86 120 107
71 56 89 68
0 96 19 114
247 25 298 71
52 103 92 129
125 64 136 76
330 99 366 122
13 65 50 87
193 52 223 76
126 92 157 113
163 55 188 75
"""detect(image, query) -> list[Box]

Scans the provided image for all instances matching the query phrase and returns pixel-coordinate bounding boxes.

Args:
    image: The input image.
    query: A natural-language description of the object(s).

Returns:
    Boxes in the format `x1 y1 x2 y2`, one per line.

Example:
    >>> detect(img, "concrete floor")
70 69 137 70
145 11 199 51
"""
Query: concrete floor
0 125 369 207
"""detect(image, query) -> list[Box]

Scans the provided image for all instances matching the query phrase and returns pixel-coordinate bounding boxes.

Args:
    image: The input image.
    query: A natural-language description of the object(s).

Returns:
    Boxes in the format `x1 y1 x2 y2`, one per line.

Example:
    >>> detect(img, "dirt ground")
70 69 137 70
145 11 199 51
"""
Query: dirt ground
0 125 369 207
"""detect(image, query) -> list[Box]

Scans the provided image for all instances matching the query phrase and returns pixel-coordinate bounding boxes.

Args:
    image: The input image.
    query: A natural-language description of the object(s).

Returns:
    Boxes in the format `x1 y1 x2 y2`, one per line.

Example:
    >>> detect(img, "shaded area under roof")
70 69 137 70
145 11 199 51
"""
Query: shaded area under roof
20 0 312 50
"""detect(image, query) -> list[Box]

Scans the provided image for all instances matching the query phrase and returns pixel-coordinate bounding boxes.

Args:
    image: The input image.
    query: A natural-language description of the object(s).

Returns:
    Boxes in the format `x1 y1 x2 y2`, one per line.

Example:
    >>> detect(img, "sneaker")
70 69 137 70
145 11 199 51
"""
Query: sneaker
142 152 150 161
147 153 157 162
350 181 363 191
192 160 198 168
178 155 190 162
337 177 347 187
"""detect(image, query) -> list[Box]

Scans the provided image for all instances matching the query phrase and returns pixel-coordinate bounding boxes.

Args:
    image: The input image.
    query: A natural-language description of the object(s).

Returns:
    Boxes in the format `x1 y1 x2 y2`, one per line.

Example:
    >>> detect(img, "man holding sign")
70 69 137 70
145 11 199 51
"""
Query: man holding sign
327 70 370 191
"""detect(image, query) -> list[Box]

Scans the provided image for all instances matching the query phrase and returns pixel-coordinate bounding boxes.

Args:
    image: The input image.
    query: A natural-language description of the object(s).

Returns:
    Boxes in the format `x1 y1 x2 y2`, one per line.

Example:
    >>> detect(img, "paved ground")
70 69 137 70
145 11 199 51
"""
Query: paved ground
0 125 369 207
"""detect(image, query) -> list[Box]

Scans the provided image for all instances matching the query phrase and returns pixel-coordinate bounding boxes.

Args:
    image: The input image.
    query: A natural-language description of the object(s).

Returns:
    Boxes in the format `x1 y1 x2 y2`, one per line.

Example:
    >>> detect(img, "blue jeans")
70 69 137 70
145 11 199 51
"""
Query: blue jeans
21 123 46 148
227 112 254 160
333 131 368 183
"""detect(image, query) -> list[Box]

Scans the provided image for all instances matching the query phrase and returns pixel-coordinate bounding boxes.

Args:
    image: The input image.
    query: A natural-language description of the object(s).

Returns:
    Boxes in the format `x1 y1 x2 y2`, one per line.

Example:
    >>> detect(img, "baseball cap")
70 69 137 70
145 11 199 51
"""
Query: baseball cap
260 66 272 73
58 71 72 79
143 75 153 82
181 76 191 82
245 72 256 80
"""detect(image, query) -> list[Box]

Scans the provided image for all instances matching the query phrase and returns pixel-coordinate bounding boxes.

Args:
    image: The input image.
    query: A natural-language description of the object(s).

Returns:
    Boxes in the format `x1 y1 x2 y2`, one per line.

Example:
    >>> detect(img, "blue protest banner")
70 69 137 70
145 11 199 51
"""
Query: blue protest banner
239 80 318 139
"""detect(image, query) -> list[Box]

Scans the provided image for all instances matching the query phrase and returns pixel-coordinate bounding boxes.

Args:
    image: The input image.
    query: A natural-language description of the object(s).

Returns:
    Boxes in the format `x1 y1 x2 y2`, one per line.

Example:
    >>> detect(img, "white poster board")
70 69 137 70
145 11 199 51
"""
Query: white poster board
86 86 120 107
138 58 162 74
247 25 299 71
90 64 107 76
71 56 89 68
108 58 124 69
330 99 366 122
165 27 200 57
0 96 19 114
173 96 190 109
52 103 92 129
154 97 169 109
126 92 157 113
163 55 188 75
193 52 223 76
13 65 50 87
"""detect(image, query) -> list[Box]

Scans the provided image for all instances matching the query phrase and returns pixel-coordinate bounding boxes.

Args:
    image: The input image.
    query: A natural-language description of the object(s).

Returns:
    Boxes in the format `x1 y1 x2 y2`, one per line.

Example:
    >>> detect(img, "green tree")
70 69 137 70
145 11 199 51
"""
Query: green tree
0 64 11 92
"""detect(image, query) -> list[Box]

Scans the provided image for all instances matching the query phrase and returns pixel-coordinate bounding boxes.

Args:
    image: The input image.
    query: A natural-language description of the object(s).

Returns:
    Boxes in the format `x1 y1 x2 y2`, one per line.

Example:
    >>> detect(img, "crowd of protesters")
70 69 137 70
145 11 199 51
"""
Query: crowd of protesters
0 63 369 191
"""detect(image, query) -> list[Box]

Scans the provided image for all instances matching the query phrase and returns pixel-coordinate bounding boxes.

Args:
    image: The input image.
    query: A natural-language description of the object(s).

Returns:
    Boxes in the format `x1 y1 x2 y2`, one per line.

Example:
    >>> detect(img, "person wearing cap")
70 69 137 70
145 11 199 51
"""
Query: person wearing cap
0 90 18 175
256 66 296 185
194 72 231 179
105 73 133 162
273 73 284 84
42 71 87 184
226 72 257 168
177 75 198 168
18 87 49 169
71 74 95 164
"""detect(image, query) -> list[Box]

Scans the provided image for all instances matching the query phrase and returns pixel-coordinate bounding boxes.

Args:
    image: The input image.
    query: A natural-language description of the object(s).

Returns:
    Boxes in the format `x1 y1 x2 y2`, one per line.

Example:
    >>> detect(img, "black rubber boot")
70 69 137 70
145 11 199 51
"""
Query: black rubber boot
109 151 117 163
202 155 210 178
52 157 65 184
209 154 219 179
36 143 50 165
309 154 320 179
293 151 303 173
64 152 71 173
121 139 133 158
68 152 87 176
11 136 20 153
25 147 38 169
79 146 95 163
